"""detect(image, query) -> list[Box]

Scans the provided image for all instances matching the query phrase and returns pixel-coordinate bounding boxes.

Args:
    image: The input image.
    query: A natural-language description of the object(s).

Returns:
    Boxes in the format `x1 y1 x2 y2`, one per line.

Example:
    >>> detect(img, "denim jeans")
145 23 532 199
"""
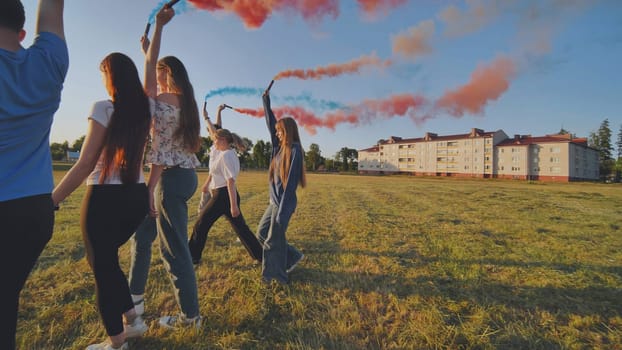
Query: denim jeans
129 167 200 318
257 203 302 284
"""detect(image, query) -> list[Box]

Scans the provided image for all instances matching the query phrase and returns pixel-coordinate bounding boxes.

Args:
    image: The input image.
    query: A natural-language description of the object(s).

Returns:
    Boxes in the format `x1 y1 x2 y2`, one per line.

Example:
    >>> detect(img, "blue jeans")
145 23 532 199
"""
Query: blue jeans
257 203 302 284
129 167 200 318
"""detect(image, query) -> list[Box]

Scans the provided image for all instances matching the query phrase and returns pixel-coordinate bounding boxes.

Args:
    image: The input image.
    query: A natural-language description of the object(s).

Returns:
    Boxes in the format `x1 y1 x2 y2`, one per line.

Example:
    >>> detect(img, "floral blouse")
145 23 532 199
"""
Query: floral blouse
145 100 200 168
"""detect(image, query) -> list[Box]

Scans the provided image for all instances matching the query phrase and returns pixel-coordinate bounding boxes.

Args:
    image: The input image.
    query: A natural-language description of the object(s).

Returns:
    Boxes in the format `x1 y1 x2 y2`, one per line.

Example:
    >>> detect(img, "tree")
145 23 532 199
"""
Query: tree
71 135 86 151
617 123 622 161
589 119 614 179
196 136 213 166
238 137 253 169
50 141 69 161
252 140 271 169
305 143 322 171
336 147 358 172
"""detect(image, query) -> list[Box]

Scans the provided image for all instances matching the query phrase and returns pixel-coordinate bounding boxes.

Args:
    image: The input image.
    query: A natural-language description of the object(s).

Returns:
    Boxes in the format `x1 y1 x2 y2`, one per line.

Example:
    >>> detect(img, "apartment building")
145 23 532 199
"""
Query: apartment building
358 128 599 182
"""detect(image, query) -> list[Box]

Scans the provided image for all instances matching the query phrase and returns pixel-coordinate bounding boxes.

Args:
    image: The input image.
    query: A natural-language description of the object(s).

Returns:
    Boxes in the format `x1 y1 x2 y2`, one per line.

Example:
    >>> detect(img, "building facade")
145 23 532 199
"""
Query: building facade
358 128 599 182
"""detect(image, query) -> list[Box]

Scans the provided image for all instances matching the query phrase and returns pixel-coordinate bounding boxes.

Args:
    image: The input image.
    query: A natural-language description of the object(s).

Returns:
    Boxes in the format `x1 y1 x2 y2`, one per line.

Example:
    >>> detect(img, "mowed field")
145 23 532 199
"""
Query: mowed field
16 170 622 350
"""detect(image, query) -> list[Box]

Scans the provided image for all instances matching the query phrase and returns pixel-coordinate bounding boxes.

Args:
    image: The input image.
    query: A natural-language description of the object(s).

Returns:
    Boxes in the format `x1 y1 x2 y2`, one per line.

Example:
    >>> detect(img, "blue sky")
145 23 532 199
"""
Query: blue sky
21 0 622 157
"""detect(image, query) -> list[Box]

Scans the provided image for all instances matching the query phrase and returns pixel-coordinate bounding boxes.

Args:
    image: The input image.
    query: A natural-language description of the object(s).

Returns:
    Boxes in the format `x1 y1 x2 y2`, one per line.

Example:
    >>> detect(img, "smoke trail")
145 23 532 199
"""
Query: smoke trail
147 0 193 24
232 93 428 134
204 86 263 100
357 0 408 18
392 20 435 61
188 0 339 29
204 87 346 111
273 53 392 80
435 56 516 117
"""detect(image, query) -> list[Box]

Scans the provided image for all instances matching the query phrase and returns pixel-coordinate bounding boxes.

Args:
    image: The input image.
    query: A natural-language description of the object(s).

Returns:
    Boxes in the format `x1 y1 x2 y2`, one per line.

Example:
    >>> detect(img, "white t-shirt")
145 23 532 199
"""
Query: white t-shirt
208 147 240 190
86 99 154 185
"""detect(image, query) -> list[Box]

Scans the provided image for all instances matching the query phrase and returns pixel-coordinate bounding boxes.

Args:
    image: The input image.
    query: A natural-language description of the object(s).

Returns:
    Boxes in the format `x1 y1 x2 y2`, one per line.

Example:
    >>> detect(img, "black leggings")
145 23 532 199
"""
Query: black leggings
189 187 262 263
81 184 148 336
1 194 54 349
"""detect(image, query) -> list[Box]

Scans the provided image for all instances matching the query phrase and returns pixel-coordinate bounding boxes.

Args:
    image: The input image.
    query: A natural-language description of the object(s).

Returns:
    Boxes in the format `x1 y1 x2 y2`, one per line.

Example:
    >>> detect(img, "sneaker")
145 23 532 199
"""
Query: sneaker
124 316 148 338
286 254 304 274
85 340 128 350
132 298 144 316
158 314 202 330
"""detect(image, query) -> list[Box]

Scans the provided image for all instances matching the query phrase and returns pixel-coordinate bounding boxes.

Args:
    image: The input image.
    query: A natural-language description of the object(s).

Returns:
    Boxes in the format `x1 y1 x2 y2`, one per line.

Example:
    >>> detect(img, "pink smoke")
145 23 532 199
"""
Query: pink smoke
435 56 517 117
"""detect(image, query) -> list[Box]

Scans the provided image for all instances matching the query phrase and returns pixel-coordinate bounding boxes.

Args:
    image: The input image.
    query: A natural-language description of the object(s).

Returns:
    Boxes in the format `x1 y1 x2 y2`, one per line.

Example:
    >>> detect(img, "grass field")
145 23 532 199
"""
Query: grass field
16 171 622 350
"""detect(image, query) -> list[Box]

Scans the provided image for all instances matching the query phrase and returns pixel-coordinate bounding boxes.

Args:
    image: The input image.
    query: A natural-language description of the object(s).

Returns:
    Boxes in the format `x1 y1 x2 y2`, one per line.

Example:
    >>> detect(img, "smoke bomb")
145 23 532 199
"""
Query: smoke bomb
165 0 181 8
144 23 151 37
266 79 274 92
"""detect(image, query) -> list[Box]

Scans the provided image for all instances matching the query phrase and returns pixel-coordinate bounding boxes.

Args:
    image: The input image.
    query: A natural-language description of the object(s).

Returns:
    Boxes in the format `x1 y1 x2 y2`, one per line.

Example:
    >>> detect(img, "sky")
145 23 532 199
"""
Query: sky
21 0 622 158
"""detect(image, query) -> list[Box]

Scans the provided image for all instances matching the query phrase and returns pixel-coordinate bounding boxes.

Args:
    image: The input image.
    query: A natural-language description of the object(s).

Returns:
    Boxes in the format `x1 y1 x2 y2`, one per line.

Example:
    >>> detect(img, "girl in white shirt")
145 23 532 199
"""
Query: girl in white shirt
52 52 151 350
188 108 263 265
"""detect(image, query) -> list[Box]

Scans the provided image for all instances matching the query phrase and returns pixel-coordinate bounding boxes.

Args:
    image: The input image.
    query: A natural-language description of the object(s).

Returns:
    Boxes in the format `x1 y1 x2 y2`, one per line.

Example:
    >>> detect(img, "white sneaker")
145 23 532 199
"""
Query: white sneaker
124 316 148 338
132 296 144 316
159 314 202 330
85 340 128 350
286 254 304 274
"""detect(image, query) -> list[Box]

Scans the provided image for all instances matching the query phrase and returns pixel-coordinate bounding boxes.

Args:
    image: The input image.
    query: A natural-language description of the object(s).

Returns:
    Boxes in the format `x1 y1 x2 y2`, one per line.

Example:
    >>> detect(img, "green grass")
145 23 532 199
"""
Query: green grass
17 172 622 349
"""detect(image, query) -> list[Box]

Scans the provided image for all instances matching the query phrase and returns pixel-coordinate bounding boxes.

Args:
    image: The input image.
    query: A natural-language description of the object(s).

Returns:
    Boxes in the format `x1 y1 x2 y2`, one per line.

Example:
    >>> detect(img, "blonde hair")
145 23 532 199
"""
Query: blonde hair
216 128 249 152
269 117 306 189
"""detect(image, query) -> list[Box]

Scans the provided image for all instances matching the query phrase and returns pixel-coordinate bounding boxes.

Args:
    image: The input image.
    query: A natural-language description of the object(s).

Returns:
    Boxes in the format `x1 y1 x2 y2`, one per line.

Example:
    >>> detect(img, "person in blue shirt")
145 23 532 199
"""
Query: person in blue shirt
0 1 68 348
259 88 306 285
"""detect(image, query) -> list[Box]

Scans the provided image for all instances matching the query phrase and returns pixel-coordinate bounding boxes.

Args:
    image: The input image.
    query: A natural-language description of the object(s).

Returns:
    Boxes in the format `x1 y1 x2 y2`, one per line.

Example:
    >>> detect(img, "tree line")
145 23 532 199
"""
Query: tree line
50 119 621 179
50 136 359 173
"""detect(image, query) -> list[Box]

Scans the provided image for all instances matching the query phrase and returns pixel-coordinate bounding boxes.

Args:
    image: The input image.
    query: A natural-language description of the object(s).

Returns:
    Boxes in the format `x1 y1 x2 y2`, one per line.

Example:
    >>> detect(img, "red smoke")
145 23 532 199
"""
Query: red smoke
188 0 339 29
188 0 405 28
435 56 516 117
273 53 392 80
233 93 427 134
357 0 407 16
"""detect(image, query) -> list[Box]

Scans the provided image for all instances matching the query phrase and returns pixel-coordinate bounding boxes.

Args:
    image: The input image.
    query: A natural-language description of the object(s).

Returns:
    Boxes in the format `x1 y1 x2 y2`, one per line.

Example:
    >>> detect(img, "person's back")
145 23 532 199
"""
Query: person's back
0 1 67 348
0 0 68 201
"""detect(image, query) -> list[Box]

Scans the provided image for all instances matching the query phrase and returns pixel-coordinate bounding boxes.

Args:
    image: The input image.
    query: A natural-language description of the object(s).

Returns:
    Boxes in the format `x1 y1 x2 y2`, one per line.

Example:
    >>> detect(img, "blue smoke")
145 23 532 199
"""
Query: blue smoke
204 87 347 111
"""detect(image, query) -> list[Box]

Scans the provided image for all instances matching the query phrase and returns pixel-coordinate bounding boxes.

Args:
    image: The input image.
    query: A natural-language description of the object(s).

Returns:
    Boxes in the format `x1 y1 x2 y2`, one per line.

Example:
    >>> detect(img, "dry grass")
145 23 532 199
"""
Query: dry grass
16 171 622 349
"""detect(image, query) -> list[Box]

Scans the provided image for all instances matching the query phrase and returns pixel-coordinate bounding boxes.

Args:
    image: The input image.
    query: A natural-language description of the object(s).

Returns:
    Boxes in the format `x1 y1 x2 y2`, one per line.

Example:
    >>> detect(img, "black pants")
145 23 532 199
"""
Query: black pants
1 194 54 349
81 184 148 336
189 187 262 263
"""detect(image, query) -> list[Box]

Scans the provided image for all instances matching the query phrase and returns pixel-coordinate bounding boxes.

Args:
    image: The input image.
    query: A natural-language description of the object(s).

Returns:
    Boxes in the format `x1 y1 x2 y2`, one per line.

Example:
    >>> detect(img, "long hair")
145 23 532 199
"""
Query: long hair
216 128 249 153
157 56 201 152
269 117 306 189
99 52 151 184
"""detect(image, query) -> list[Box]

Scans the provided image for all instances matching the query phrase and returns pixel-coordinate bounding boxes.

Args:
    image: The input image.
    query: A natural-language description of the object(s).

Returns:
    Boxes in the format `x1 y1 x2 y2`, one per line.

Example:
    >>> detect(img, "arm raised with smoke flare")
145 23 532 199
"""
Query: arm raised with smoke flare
262 89 279 157
142 6 173 216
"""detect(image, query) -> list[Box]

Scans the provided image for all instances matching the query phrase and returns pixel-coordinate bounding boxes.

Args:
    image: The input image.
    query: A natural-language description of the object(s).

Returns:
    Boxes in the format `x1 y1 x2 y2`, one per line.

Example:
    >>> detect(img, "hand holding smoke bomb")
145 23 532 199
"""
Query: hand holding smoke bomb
144 0 180 37
263 80 274 96
164 0 181 8
202 102 209 120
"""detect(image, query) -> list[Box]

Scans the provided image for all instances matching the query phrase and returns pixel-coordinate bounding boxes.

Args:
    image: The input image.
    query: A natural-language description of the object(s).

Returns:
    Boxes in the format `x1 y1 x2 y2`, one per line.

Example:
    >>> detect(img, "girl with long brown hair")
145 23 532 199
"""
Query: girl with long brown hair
259 88 306 285
128 6 202 330
52 52 151 350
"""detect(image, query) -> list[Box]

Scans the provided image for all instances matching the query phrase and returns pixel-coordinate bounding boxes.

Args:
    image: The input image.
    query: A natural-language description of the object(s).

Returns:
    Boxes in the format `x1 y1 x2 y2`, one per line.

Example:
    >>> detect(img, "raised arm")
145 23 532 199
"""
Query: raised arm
143 6 174 98
203 103 218 139
214 104 224 128
262 90 278 148
36 0 65 40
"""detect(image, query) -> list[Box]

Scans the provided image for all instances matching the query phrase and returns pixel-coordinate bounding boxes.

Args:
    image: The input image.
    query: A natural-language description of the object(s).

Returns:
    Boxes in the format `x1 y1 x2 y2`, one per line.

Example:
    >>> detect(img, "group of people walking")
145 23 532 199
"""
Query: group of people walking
0 2 306 350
